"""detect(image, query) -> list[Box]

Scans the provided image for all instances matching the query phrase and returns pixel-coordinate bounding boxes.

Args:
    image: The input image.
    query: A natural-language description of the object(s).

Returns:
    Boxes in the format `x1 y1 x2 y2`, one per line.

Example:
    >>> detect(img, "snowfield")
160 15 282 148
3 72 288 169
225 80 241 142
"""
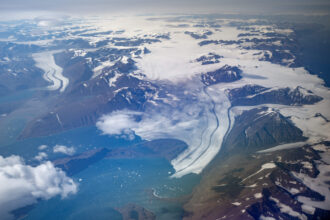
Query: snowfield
83 16 330 178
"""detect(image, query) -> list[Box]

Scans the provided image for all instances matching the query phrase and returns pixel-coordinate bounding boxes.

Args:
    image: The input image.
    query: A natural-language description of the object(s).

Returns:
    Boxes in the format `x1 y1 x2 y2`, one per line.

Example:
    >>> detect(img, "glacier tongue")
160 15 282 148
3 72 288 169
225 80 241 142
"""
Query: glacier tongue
171 85 231 178
33 51 69 92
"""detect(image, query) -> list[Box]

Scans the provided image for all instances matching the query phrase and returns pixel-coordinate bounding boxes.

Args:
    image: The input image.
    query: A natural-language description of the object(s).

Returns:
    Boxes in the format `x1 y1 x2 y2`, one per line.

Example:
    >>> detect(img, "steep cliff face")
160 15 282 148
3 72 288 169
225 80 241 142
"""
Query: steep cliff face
116 204 156 220
0 42 46 96
227 85 323 106
19 68 162 138
222 107 307 154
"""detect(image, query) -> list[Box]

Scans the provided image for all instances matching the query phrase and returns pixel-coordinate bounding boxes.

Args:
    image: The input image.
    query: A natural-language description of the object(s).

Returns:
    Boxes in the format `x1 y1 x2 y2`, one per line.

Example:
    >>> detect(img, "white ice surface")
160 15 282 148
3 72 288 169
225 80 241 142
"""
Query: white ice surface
270 197 307 220
90 16 330 178
257 142 306 153
33 51 69 92
293 145 330 211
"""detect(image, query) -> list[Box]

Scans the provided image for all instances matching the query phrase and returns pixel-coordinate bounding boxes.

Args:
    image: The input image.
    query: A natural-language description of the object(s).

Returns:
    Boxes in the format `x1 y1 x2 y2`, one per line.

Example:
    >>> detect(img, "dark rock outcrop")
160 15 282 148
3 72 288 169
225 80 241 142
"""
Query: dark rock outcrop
227 85 323 106
53 139 187 176
53 148 109 176
116 204 156 220
195 53 222 65
201 65 242 86
184 30 213 39
106 139 188 161
19 72 162 138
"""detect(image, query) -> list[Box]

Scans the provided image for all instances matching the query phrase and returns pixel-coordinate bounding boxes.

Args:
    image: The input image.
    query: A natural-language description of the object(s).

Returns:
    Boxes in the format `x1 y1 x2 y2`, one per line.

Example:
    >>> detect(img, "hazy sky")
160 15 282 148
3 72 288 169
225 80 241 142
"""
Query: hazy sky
0 0 330 16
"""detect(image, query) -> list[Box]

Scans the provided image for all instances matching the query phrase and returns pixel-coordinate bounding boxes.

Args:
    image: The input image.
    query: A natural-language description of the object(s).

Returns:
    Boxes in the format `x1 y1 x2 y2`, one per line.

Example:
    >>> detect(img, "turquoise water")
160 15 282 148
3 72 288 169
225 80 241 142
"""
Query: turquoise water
0 125 140 159
25 156 199 220
0 89 201 219
0 87 200 219
0 89 35 103
1 121 200 219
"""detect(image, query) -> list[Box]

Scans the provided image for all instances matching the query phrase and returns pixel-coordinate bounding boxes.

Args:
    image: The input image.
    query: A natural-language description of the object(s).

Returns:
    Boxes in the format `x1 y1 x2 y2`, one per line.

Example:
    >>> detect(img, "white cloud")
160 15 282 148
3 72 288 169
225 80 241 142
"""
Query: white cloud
96 85 231 178
96 110 140 139
0 155 77 220
96 108 201 141
96 16 330 179
53 145 76 156
34 152 48 161
38 145 48 150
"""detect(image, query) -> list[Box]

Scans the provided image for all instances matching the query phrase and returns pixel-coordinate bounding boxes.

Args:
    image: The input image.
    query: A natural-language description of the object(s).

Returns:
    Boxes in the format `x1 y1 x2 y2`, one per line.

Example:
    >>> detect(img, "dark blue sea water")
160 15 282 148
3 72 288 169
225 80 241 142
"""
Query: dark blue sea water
296 24 330 87
0 125 140 159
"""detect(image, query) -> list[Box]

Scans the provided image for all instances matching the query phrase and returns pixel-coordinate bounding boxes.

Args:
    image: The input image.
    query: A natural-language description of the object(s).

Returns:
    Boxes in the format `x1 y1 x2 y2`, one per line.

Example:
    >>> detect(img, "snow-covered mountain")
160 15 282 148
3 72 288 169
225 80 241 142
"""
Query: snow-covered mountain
0 15 329 220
